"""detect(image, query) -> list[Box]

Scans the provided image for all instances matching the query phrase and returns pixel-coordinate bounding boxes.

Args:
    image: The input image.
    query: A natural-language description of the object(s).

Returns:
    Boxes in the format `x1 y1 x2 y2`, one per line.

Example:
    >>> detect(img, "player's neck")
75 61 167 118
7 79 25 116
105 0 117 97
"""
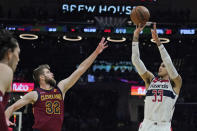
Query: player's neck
0 59 9 65
160 75 169 80
39 83 52 90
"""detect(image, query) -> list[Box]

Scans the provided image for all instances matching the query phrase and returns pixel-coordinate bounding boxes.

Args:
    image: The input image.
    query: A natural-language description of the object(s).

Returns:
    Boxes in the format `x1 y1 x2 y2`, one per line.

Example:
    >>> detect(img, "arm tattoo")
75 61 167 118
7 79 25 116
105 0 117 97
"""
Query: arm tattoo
133 36 139 42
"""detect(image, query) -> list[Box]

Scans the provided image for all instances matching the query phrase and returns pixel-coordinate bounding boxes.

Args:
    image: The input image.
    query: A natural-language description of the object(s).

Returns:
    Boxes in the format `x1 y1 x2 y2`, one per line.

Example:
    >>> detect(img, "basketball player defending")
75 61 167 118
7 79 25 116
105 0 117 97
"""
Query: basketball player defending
5 37 108 131
0 29 20 130
132 23 182 131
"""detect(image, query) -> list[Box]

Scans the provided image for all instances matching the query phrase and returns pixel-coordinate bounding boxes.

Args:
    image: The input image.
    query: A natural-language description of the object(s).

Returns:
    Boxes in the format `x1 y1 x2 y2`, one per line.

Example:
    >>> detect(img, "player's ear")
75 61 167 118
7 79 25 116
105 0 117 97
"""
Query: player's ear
40 74 45 81
6 49 13 61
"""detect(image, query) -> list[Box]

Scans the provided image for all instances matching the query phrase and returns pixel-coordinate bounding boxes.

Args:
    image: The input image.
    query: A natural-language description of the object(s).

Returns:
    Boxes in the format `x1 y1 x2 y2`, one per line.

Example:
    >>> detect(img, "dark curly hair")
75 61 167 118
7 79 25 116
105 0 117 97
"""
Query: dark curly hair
0 29 18 60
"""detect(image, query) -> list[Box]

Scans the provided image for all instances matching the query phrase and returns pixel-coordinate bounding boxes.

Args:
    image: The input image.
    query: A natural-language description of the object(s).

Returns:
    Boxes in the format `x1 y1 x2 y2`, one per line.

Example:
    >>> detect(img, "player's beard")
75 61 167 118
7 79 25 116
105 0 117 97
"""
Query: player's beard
45 76 56 87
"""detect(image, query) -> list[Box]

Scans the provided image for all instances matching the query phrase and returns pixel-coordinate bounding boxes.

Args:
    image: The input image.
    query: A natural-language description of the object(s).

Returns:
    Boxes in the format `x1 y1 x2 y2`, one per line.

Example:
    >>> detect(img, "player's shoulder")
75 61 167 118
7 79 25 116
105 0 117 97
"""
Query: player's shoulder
0 63 13 89
0 63 13 75
25 91 39 103
24 90 38 98
30 90 38 94
0 64 13 77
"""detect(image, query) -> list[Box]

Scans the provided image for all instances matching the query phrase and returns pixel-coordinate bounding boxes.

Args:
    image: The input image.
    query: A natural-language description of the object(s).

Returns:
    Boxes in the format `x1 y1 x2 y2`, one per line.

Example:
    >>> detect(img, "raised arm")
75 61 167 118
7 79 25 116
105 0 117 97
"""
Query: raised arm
132 24 154 88
58 37 108 97
5 91 38 125
151 23 182 94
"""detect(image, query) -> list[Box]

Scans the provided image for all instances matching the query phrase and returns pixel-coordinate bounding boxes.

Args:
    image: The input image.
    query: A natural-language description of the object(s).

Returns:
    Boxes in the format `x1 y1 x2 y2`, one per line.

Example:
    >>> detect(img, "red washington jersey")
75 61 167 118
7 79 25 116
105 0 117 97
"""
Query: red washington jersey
33 87 64 131
0 91 10 131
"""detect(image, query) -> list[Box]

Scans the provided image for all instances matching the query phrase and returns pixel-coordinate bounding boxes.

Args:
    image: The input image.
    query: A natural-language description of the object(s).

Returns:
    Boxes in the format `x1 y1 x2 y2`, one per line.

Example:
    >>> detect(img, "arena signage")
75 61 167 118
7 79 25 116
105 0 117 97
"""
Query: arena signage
131 86 146 96
62 4 133 15
12 83 34 92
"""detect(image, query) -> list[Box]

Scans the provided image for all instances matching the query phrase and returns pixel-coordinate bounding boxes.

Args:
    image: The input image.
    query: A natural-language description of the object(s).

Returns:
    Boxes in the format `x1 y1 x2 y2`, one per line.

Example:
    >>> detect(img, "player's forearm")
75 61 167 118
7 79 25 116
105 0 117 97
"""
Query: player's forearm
158 44 178 79
133 35 139 42
133 32 139 42
58 50 99 93
5 102 23 119
131 41 147 75
5 106 15 119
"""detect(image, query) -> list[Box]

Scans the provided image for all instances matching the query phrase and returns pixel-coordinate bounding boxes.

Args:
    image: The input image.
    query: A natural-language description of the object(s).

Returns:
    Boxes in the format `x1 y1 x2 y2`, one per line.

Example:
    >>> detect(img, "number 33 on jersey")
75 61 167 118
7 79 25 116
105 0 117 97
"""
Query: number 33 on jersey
144 77 178 122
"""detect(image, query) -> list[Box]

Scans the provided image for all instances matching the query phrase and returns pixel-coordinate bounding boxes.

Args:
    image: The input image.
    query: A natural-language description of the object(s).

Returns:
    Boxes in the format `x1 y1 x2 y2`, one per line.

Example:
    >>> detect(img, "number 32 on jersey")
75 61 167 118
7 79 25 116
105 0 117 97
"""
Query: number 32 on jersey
45 101 61 114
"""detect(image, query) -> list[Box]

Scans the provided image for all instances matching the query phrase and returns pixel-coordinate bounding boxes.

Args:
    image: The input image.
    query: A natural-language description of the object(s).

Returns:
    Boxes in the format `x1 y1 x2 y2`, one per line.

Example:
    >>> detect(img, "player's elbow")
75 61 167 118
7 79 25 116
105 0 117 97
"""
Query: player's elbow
131 55 139 66
77 66 86 75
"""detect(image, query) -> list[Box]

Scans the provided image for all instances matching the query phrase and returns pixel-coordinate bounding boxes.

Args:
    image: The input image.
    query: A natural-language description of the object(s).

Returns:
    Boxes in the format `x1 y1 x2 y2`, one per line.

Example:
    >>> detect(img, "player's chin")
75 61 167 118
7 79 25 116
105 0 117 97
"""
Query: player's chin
11 64 17 72
158 72 162 77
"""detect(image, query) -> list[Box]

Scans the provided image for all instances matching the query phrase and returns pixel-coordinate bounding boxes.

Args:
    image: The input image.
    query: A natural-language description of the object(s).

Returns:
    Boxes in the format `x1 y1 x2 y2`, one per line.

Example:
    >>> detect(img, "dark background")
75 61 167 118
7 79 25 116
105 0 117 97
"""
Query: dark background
1 0 197 131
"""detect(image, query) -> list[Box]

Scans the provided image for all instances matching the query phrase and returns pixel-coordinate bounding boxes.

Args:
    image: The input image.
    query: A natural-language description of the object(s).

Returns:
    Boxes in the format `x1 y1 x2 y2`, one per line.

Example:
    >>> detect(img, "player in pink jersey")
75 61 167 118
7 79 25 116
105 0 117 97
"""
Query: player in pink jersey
0 29 20 131
5 37 108 131
131 23 182 131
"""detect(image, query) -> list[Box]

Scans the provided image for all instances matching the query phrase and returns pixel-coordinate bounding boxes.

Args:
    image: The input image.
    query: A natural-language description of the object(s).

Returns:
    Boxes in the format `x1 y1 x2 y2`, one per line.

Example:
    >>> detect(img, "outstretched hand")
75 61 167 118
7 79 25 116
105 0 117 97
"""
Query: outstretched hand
6 117 15 127
133 24 146 42
151 23 161 46
95 37 108 54
134 24 146 35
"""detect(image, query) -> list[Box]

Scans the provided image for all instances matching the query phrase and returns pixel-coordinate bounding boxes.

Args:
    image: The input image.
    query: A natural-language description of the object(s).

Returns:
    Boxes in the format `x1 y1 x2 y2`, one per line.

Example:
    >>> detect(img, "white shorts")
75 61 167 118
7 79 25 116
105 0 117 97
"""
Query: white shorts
138 119 172 131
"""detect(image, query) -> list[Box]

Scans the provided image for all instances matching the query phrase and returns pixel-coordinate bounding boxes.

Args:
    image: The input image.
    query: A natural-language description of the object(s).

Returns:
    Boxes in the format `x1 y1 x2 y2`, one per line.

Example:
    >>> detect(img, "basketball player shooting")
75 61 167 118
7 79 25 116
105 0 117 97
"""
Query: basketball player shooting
0 29 20 131
131 23 182 131
5 37 108 131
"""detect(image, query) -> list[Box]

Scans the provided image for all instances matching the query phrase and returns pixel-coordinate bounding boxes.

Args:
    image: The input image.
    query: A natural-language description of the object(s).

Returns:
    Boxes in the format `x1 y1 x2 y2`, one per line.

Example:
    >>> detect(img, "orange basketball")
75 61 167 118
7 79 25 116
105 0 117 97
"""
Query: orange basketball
130 6 150 26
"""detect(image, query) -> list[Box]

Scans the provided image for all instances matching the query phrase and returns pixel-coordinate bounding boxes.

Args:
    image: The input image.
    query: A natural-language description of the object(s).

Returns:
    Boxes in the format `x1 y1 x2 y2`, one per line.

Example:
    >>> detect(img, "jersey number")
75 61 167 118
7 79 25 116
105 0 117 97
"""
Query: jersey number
46 101 60 114
152 90 163 102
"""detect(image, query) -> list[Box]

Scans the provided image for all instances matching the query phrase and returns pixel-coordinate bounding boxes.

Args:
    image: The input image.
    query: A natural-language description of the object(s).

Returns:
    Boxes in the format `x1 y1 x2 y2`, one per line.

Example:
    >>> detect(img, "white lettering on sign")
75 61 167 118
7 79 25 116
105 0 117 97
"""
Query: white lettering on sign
138 87 146 95
12 83 34 92
62 4 132 15
85 5 96 12
13 83 29 91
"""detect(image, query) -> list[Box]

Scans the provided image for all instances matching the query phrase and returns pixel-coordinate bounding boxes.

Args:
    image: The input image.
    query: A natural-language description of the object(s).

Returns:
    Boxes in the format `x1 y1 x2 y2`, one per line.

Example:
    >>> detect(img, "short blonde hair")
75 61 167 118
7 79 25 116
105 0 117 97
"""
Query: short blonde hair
33 64 50 84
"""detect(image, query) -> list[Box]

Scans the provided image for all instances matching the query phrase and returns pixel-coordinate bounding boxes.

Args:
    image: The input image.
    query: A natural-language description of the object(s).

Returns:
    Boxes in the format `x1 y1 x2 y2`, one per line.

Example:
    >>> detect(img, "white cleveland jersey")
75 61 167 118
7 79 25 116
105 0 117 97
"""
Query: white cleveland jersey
144 77 178 122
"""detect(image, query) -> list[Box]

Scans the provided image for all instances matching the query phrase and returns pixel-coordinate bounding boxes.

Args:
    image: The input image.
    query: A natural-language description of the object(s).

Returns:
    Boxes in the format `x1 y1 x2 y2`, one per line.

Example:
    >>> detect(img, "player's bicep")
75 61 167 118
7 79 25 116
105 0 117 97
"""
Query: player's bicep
58 69 83 94
172 75 182 87
58 79 70 94
58 76 76 95
172 75 182 95
140 71 154 84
